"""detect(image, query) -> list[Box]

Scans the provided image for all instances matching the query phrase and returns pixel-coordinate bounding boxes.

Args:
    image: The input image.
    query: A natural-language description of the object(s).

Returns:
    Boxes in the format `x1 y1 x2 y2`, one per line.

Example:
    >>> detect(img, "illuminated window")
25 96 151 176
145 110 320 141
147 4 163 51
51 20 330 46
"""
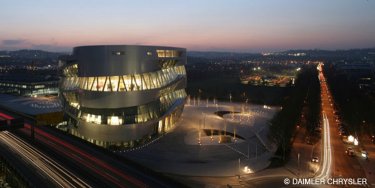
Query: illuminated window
112 51 125 56
103 77 112 91
107 116 122 125
118 76 126 91
79 77 86 89
124 75 132 91
147 52 153 56
158 120 163 133
87 77 95 90
134 74 142 90
34 85 45 89
97 77 106 91
63 64 78 77
85 114 102 124
70 102 79 108
77 66 186 92
156 50 180 58
109 76 119 91
165 50 172 57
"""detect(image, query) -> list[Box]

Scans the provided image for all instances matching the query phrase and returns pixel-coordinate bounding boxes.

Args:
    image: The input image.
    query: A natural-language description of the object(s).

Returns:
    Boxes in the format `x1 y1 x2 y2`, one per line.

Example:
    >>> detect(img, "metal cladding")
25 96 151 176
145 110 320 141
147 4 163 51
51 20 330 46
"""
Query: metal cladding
59 45 187 150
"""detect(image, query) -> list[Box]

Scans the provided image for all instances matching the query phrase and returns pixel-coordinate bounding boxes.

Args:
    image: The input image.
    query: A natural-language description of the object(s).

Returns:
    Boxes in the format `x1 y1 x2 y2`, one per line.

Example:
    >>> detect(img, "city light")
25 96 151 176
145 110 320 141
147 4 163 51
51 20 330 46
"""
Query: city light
243 166 252 174
354 138 359 146
263 105 271 109
361 152 367 158
1 1 374 186
348 135 354 143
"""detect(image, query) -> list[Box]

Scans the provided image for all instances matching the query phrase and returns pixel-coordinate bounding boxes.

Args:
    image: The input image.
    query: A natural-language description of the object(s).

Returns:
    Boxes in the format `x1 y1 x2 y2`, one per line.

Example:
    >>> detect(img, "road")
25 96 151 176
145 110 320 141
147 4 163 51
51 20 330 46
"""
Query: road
239 65 370 188
22 124 146 187
318 64 367 184
0 131 91 188
315 112 332 179
0 111 185 188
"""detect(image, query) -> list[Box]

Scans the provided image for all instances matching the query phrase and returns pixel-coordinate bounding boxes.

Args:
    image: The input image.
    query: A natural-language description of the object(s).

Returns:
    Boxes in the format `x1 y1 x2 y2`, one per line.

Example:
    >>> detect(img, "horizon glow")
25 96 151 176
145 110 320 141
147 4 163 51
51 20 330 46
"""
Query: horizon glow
1 0 375 52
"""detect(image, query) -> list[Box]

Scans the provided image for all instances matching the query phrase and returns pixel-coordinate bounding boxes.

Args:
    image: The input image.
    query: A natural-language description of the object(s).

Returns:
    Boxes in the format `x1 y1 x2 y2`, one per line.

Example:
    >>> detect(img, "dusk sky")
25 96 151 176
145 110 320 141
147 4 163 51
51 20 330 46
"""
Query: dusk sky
1 0 374 52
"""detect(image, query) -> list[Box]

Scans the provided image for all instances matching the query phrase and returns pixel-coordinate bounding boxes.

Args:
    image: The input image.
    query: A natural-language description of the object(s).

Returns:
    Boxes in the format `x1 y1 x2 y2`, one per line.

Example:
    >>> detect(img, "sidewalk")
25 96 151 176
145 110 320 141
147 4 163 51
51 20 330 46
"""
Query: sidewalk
285 126 322 178
357 137 375 186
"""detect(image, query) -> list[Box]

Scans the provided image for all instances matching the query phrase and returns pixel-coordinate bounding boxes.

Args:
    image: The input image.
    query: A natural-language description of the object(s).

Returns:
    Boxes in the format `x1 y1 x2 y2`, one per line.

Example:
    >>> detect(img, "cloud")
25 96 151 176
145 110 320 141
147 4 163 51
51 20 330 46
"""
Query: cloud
2 39 28 46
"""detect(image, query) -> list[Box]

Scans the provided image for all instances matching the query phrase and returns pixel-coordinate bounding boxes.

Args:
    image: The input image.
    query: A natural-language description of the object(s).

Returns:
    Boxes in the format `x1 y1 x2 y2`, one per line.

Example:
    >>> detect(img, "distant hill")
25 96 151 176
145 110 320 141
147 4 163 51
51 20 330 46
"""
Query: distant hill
2 48 374 61
281 48 375 56
187 48 375 61
0 49 67 59
187 51 260 58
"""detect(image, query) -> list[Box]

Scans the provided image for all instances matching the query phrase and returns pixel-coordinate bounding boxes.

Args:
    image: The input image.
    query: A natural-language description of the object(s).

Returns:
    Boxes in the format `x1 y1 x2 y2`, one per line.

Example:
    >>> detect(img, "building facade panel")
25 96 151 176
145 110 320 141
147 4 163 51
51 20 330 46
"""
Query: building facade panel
74 45 186 77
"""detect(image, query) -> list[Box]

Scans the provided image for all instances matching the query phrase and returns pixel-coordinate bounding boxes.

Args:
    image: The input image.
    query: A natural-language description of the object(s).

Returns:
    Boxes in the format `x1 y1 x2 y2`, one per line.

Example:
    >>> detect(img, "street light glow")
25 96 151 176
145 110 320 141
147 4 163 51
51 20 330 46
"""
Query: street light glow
354 138 359 146
243 166 252 174
348 135 354 143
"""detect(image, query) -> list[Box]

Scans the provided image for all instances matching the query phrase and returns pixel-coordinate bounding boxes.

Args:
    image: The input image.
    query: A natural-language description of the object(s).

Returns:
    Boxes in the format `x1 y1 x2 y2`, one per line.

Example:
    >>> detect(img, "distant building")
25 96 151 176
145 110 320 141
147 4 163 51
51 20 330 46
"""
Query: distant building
335 62 375 90
59 45 187 150
0 75 59 96
336 63 374 76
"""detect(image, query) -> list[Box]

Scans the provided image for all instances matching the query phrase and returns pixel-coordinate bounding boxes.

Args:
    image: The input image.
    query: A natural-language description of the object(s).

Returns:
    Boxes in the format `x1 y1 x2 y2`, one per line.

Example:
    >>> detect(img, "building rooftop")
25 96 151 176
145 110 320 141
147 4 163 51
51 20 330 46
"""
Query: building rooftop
0 74 58 83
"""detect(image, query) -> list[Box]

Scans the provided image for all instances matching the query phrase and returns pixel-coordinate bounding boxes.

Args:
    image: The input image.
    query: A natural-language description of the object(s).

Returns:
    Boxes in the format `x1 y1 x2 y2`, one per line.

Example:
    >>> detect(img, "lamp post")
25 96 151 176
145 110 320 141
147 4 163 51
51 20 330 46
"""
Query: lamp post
311 143 315 159
247 142 249 159
203 113 206 129
298 153 300 176
238 158 241 173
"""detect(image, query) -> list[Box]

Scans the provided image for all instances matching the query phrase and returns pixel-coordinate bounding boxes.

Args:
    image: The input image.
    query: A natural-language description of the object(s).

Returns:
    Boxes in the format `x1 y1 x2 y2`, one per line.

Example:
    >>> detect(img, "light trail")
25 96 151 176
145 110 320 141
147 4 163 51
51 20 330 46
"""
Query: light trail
316 113 332 179
0 112 14 119
1 111 155 187
23 124 147 188
316 65 332 180
0 131 91 188
1 110 146 188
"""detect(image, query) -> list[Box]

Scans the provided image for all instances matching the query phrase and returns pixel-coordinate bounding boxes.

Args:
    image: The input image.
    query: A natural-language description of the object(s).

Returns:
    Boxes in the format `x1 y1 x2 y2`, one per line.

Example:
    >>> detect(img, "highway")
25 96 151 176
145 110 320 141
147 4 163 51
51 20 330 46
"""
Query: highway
0 131 91 188
318 64 367 184
315 112 332 179
228 64 371 188
21 124 146 187
0 111 185 188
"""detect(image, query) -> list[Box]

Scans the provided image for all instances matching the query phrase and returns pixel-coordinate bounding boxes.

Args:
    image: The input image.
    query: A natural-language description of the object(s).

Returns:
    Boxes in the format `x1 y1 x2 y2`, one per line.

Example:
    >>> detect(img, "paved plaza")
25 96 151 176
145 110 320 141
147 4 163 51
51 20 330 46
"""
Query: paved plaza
124 99 279 176
0 94 61 115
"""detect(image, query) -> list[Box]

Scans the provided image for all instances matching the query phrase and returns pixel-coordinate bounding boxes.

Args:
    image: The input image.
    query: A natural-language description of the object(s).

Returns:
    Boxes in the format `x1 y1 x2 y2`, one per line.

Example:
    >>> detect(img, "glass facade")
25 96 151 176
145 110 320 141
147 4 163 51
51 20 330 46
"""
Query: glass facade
61 65 186 92
68 103 185 150
59 46 187 150
156 49 180 58
78 89 186 125
0 81 59 96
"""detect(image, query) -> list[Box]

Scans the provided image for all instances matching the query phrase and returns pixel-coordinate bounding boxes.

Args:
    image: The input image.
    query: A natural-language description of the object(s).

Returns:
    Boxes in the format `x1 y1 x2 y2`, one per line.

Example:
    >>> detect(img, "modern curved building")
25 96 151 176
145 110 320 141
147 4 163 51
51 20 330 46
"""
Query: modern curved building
59 45 187 150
